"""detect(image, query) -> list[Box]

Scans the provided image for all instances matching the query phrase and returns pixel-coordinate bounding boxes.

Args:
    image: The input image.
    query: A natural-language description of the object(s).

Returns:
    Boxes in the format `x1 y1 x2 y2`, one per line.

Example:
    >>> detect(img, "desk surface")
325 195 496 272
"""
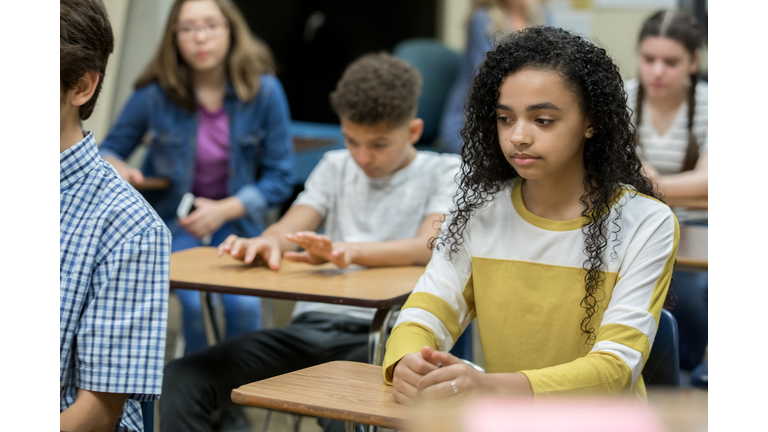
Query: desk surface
676 225 708 270
129 177 170 191
170 247 424 308
231 361 409 429
665 196 708 210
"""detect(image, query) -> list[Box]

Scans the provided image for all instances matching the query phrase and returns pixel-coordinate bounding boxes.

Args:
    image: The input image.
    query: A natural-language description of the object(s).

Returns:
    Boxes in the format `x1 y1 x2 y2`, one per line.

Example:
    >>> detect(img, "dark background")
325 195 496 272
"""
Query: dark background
235 0 438 124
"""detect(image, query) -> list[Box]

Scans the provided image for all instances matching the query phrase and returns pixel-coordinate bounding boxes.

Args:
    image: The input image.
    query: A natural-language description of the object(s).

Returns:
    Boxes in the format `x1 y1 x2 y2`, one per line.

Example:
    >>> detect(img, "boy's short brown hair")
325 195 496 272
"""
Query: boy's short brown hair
330 53 422 128
60 0 114 120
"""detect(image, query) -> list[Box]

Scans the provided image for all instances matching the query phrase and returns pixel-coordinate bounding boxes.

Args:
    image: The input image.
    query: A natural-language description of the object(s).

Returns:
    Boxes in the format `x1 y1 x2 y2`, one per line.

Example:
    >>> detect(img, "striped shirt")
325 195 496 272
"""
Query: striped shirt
383 178 678 399
625 79 708 175
60 132 171 432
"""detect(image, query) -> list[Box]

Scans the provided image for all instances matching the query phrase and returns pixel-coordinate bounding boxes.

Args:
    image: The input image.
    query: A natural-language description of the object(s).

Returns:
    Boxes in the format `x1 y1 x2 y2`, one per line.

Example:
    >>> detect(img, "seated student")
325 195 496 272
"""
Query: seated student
384 27 678 403
627 10 707 199
60 1 171 431
627 10 708 373
99 0 295 354
160 53 461 431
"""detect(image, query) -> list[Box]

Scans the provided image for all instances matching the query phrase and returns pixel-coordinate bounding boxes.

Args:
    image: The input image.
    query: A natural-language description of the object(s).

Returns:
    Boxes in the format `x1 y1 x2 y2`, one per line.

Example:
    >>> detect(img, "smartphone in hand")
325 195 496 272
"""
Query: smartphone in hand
177 192 213 246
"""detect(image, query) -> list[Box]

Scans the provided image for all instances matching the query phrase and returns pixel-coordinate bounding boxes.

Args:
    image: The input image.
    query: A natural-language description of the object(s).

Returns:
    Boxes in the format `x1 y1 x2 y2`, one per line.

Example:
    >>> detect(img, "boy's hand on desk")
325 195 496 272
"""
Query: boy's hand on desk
392 347 440 406
218 234 282 270
284 232 353 268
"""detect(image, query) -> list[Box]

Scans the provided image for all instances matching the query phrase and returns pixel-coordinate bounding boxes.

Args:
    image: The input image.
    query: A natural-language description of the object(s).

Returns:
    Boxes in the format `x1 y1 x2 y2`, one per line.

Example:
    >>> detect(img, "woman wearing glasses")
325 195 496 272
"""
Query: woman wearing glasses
100 0 294 354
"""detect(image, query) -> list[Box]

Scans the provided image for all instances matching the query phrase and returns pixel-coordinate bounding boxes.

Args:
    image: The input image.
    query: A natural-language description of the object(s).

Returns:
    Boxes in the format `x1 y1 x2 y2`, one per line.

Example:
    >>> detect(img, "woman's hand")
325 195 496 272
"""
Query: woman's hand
283 232 355 268
217 234 282 270
392 347 440 406
416 348 489 402
179 197 229 239
103 155 144 185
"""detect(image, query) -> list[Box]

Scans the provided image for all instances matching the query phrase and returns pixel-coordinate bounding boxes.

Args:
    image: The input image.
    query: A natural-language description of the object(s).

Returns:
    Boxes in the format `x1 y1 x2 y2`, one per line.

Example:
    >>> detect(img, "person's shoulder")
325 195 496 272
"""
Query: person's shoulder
416 150 462 172
310 149 352 176
92 160 169 241
620 188 676 229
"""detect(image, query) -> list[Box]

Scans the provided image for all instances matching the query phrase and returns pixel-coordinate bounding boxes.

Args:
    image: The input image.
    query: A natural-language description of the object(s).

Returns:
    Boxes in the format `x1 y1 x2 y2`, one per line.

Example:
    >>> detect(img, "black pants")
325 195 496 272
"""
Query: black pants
160 312 370 432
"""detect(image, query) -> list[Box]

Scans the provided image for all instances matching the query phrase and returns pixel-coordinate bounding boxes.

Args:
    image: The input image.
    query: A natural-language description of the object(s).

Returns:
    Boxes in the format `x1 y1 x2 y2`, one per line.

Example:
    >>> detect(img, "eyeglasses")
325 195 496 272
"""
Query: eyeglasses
174 19 229 41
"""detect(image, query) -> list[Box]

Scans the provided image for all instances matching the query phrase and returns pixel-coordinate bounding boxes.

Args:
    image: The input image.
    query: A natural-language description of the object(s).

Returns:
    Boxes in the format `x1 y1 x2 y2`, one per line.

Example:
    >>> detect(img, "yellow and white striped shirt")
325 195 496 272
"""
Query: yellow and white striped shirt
383 178 679 399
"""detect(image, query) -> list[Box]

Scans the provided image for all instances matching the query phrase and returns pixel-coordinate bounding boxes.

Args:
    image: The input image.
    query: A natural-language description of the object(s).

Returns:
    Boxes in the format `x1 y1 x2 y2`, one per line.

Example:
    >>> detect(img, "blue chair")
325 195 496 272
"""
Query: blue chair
393 38 461 145
142 401 154 432
690 360 708 389
642 309 681 387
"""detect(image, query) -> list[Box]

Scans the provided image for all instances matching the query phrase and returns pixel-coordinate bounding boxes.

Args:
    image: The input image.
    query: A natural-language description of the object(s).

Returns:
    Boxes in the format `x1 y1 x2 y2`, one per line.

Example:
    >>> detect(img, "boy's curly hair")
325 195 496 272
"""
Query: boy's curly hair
432 26 666 346
330 53 422 127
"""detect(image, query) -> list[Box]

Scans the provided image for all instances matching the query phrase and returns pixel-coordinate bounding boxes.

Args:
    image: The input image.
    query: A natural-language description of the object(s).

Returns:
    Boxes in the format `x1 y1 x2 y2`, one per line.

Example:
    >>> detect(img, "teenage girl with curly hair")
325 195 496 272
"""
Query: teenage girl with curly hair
383 26 679 402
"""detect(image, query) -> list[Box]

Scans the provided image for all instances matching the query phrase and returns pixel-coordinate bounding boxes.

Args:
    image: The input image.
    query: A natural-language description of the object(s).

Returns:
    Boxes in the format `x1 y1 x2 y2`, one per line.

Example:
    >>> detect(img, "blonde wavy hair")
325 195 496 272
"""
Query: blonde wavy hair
135 0 275 111
472 0 545 36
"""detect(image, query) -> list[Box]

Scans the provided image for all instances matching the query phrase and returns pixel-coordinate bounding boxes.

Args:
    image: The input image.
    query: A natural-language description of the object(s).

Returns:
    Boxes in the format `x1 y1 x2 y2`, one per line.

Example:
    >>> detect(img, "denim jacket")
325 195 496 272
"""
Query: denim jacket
99 74 295 238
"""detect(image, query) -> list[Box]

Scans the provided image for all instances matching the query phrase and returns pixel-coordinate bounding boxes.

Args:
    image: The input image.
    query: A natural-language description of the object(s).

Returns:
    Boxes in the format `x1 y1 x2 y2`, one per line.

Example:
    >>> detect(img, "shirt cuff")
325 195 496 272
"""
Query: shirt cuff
235 184 269 223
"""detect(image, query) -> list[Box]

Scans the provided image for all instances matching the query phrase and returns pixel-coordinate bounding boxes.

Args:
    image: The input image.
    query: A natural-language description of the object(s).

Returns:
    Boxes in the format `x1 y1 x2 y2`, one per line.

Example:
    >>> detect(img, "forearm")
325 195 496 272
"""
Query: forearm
60 389 127 432
344 237 433 267
480 372 534 397
218 196 247 223
657 170 708 198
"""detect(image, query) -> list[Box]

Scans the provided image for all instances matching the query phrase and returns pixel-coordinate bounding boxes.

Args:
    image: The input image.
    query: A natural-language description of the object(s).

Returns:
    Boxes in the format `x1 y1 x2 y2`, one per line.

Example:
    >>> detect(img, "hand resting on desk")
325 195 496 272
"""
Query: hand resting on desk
392 347 533 406
284 231 353 268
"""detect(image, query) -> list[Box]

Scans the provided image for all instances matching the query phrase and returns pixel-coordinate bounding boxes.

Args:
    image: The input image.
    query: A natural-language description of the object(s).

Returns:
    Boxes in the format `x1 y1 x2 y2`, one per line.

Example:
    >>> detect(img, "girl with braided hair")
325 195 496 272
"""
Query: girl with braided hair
628 10 708 373
628 9 707 198
383 26 678 402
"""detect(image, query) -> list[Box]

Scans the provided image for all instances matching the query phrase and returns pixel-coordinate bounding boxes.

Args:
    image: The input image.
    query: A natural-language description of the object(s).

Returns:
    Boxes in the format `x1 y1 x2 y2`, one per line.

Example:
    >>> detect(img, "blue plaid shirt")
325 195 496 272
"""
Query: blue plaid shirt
60 132 171 432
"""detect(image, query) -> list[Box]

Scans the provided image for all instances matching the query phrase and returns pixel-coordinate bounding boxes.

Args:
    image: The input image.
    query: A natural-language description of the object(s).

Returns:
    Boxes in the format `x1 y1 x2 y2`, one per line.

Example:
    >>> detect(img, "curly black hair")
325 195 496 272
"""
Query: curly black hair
432 26 661 345
330 52 422 127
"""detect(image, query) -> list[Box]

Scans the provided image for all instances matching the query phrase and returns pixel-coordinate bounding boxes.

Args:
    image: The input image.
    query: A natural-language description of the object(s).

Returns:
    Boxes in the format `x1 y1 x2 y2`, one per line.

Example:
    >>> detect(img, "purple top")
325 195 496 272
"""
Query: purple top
192 104 230 200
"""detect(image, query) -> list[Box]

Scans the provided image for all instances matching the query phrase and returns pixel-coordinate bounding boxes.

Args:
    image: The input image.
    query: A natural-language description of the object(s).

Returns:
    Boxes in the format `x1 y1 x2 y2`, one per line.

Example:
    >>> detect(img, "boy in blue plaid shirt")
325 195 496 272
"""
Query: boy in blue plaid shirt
60 1 171 430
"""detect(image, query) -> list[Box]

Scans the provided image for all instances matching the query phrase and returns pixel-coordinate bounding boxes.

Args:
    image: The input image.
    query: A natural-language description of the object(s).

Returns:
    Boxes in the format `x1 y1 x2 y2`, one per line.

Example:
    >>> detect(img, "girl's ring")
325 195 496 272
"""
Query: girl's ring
451 380 458 394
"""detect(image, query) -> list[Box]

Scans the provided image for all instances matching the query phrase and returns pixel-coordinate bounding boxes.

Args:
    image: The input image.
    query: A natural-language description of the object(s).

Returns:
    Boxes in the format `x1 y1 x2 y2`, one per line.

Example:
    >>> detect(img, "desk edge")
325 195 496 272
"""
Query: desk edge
170 281 412 309
230 388 406 429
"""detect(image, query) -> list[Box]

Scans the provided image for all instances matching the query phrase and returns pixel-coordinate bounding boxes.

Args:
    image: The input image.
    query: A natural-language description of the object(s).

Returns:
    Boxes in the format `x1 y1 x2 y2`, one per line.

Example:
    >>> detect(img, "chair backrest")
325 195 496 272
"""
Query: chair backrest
393 38 461 143
142 400 154 432
642 309 681 387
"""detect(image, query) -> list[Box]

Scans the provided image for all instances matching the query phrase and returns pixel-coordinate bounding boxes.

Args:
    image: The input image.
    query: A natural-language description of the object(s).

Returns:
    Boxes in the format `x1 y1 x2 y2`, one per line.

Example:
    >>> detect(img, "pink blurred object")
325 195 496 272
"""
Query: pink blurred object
463 397 665 432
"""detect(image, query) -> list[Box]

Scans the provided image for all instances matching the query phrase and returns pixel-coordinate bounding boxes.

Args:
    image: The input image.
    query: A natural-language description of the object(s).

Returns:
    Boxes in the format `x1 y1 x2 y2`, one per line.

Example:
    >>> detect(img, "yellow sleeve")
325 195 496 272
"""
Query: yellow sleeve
521 211 679 397
382 322 440 384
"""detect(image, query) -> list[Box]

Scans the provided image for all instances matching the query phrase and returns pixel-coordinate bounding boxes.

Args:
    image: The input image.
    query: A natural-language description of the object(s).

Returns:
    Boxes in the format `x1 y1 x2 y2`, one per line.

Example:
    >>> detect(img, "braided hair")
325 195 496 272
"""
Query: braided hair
635 10 704 172
431 27 660 346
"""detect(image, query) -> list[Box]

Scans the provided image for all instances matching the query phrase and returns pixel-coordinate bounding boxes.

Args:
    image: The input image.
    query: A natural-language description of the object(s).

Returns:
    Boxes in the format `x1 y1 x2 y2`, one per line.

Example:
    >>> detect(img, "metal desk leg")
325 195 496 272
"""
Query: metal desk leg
368 304 402 365
262 298 275 329
200 292 225 346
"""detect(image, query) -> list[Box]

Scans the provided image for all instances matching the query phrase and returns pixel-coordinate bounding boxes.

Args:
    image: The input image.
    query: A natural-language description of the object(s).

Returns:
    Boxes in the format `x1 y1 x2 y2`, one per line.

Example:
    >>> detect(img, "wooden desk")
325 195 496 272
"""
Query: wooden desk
675 225 707 272
129 177 170 191
170 247 425 363
665 196 708 210
232 362 707 432
232 361 409 430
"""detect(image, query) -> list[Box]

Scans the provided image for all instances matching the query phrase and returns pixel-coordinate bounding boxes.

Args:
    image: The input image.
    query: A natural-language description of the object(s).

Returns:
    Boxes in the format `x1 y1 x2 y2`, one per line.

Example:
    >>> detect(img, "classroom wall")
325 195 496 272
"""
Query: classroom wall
437 0 708 80
81 0 129 142
83 0 173 145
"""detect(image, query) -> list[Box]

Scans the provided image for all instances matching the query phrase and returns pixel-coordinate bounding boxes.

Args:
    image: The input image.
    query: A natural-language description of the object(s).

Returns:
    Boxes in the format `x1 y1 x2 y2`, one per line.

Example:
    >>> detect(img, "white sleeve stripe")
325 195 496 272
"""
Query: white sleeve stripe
419 271 470 323
591 340 644 390
600 306 658 347
394 308 455 352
